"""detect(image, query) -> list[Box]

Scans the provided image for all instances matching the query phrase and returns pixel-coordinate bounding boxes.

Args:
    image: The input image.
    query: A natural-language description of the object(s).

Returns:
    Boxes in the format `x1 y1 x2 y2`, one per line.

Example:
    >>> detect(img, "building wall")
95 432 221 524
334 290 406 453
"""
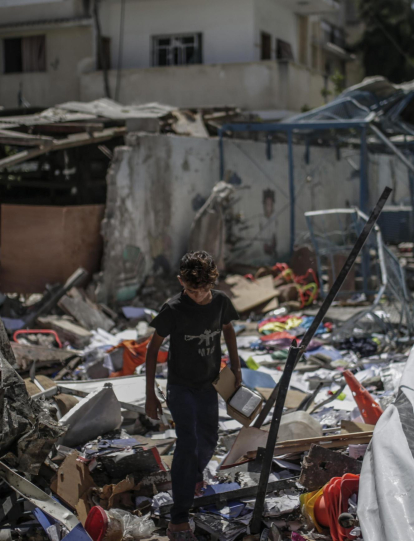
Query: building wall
253 0 299 61
0 0 87 24
99 0 255 70
0 25 93 108
100 133 408 303
80 60 334 111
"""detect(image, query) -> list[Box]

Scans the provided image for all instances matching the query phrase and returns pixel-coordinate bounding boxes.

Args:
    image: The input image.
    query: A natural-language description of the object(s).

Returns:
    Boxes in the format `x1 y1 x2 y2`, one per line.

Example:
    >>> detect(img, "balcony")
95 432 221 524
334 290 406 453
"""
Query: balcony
279 0 340 14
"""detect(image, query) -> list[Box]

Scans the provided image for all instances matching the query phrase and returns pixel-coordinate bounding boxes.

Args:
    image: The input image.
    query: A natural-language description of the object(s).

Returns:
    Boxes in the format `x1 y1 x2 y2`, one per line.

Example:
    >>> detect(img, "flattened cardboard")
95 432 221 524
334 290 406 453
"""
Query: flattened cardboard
213 366 263 427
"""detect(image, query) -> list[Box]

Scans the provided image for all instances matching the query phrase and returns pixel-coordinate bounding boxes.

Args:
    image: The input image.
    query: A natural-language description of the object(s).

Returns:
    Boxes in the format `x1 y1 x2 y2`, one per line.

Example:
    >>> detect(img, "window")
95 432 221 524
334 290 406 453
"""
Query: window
97 36 111 70
152 34 202 67
4 35 46 73
276 39 294 61
260 32 271 60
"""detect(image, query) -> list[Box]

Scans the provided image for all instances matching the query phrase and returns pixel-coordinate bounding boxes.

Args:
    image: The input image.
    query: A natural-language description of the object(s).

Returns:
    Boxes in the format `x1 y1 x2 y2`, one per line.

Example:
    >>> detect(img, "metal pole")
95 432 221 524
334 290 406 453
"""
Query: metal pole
253 186 392 429
250 340 301 533
288 129 295 255
219 128 224 180
370 123 414 176
360 126 368 213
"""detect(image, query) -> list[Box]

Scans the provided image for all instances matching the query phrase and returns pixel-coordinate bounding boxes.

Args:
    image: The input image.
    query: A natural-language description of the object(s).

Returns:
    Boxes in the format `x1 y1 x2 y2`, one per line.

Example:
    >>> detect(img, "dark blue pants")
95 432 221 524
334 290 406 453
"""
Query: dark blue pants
167 383 219 524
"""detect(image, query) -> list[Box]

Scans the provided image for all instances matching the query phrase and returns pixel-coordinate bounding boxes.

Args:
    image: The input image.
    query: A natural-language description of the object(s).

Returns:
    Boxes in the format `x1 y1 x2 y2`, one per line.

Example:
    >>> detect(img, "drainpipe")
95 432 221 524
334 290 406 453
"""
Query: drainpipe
92 0 111 98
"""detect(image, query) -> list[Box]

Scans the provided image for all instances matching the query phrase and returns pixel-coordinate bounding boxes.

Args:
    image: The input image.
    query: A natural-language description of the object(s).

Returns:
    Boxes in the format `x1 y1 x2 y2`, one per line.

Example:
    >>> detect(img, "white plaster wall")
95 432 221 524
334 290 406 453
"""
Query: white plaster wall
0 0 85 23
101 133 408 302
80 60 329 110
99 0 255 70
0 25 93 108
253 0 299 61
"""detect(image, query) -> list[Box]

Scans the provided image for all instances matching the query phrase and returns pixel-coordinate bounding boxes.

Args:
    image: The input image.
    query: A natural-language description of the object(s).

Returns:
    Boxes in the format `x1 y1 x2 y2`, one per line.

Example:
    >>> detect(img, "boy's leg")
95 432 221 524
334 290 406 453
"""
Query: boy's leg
195 385 219 484
167 384 198 525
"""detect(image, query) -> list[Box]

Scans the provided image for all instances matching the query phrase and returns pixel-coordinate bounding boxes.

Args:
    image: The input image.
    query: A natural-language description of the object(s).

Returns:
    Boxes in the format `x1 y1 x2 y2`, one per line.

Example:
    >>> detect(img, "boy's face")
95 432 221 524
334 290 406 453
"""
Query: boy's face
178 277 212 304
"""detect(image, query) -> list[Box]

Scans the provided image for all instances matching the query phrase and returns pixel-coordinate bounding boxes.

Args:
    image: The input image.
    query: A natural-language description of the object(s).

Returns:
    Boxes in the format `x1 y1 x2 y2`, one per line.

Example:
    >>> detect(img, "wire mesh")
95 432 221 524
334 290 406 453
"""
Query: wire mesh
305 207 414 337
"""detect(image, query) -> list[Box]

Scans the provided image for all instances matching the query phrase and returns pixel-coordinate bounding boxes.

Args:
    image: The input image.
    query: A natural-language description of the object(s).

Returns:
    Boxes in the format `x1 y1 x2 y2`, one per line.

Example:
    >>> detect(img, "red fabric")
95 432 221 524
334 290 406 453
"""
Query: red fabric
260 331 296 342
109 337 168 378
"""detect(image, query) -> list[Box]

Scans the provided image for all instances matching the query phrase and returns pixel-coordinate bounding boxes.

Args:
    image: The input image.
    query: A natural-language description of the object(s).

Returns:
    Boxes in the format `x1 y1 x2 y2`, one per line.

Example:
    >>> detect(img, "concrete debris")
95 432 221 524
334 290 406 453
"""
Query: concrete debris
0 198 413 541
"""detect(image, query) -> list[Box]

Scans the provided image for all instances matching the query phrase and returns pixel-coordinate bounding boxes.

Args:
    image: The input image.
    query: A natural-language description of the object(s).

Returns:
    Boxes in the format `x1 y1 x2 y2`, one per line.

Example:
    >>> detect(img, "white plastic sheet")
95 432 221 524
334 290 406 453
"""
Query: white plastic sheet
358 345 414 540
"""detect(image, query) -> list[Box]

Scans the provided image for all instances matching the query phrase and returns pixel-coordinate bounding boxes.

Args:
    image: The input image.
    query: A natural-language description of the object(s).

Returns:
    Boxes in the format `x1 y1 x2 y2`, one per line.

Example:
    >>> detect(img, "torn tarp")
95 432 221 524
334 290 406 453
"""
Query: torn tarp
0 320 64 474
358 345 414 540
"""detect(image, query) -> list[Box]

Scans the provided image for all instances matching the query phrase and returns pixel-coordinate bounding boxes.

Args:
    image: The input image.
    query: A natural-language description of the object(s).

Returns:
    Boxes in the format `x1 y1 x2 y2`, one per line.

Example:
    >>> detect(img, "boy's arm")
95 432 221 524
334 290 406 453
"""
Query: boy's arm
222 322 242 388
145 331 165 420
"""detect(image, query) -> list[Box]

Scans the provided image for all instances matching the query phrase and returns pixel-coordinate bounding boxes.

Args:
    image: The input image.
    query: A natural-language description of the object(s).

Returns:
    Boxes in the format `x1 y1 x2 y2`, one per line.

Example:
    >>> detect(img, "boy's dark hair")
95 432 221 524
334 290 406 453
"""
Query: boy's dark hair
179 251 219 288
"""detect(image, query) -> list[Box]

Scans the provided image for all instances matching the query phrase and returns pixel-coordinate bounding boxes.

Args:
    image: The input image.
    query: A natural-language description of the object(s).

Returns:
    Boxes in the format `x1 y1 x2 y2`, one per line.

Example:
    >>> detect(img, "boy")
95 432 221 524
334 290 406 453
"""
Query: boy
145 251 241 540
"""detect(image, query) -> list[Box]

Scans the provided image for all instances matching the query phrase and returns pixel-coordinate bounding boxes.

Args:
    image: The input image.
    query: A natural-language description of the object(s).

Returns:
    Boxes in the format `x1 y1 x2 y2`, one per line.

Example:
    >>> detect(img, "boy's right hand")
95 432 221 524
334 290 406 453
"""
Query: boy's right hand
145 393 163 420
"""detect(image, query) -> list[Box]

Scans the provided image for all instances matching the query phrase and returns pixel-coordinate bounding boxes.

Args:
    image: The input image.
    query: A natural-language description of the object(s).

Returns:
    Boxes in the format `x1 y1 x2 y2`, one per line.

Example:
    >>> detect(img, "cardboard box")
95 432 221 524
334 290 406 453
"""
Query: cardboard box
213 366 263 427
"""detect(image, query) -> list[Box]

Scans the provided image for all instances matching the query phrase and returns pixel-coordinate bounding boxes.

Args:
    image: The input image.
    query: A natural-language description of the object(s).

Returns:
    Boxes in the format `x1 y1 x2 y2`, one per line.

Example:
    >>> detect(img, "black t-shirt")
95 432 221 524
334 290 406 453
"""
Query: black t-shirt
149 289 239 388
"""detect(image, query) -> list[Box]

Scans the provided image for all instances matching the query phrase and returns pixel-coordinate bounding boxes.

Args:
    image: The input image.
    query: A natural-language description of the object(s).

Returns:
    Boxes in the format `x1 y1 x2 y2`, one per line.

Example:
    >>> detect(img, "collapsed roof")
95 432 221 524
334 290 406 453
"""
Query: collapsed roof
288 76 414 137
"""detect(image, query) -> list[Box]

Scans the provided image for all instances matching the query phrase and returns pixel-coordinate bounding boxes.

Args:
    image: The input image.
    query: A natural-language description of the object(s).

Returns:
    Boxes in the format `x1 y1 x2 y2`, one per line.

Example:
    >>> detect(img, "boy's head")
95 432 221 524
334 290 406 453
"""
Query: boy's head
178 251 219 304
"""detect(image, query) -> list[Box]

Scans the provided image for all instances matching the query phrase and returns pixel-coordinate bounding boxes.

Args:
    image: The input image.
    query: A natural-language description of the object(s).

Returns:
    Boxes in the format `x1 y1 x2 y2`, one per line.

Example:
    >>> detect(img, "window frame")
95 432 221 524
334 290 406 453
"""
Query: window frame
151 33 203 67
3 34 46 74
260 31 272 60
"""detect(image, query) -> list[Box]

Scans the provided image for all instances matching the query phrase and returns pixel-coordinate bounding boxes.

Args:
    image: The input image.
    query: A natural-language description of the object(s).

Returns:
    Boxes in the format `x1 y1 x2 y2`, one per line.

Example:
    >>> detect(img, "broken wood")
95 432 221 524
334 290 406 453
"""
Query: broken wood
244 431 373 460
58 287 115 332
299 444 362 491
0 126 126 171
53 357 83 381
0 129 53 147
11 343 81 371
23 268 88 329
37 316 92 349
24 375 57 397
217 275 277 313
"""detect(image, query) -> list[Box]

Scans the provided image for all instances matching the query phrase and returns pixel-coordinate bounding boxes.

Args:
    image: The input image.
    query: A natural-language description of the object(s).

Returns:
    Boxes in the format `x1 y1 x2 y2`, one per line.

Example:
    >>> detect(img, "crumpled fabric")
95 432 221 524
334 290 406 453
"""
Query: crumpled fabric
109 338 168 377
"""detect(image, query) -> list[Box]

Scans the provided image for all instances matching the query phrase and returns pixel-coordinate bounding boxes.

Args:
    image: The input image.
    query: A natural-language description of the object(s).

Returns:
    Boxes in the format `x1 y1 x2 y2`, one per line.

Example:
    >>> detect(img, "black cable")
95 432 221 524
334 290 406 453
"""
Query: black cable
115 0 126 102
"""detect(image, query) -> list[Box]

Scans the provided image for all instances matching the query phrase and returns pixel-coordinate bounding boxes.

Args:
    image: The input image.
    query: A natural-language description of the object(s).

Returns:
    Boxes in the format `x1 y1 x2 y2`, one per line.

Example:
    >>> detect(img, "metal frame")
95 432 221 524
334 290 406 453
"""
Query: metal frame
218 120 371 255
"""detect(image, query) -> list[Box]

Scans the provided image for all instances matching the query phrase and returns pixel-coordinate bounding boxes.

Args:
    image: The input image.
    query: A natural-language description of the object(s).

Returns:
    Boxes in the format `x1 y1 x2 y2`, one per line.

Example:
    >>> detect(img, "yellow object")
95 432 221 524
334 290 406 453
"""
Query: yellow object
246 357 260 370
300 487 325 533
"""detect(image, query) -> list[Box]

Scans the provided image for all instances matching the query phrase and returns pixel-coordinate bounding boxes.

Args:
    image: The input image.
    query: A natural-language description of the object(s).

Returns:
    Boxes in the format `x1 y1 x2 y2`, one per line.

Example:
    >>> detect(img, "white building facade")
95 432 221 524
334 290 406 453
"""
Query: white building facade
0 0 359 112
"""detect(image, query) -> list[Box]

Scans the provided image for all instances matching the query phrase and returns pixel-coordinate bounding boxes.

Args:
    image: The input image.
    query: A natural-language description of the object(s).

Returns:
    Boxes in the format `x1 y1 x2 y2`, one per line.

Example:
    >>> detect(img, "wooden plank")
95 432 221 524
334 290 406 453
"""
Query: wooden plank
299 444 362 491
33 122 105 134
217 275 277 313
0 204 104 293
0 129 53 147
24 375 57 396
37 316 91 349
53 357 83 381
58 287 115 332
0 126 126 170
11 342 81 371
244 431 373 460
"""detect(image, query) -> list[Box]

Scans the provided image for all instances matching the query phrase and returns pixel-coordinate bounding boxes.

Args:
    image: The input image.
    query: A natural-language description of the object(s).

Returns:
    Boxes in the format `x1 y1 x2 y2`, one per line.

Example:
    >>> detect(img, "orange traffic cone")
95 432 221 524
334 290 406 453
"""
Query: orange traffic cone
343 370 383 425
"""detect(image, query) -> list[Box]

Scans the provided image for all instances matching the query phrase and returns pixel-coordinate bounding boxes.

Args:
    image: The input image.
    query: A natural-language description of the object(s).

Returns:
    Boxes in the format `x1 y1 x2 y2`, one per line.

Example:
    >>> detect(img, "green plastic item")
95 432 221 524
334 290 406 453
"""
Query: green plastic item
246 357 260 370
271 350 289 360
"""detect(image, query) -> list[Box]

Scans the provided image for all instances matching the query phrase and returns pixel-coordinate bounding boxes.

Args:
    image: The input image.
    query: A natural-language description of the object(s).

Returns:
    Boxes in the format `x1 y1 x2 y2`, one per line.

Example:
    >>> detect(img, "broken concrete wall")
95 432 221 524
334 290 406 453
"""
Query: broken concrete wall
100 133 412 303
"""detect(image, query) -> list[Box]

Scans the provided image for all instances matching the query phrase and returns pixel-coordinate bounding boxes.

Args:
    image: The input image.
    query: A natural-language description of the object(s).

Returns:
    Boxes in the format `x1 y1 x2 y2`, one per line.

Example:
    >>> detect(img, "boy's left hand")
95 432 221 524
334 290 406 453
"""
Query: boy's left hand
232 366 242 388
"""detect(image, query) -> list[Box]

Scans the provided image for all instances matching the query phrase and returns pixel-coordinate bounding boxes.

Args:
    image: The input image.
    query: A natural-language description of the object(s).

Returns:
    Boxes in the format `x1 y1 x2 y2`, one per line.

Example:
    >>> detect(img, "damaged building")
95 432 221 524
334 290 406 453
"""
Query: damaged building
0 5 414 532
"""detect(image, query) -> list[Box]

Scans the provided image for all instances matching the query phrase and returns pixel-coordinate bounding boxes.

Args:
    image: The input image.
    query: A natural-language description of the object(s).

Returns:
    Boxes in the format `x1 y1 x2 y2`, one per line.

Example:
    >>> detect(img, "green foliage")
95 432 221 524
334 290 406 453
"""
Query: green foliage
331 69 346 95
321 87 332 100
358 0 414 83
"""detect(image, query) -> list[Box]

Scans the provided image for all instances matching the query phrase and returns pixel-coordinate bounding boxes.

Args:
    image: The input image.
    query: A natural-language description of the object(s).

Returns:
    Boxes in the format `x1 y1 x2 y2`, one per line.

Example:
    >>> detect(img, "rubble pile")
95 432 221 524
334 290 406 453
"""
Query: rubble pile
0 252 413 541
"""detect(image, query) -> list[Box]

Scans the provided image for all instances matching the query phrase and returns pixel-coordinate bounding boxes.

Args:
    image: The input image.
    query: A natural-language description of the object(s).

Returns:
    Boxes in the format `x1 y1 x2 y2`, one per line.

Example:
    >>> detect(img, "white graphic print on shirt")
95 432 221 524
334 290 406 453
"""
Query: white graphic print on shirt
184 329 221 356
